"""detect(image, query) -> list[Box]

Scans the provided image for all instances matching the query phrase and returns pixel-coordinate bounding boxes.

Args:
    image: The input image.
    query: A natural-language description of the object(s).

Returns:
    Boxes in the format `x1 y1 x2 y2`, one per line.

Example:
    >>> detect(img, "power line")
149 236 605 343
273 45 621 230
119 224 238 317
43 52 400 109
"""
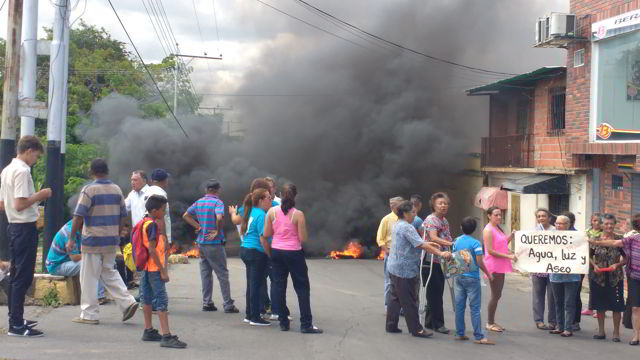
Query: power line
254 0 372 50
141 0 169 57
105 0 188 138
293 0 518 77
212 0 221 43
0 0 7 12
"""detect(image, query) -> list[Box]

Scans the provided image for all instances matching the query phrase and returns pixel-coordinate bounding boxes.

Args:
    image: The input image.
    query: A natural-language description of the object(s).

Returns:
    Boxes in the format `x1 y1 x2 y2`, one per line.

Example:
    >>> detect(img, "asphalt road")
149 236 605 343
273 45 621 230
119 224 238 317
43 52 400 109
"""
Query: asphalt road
0 258 638 360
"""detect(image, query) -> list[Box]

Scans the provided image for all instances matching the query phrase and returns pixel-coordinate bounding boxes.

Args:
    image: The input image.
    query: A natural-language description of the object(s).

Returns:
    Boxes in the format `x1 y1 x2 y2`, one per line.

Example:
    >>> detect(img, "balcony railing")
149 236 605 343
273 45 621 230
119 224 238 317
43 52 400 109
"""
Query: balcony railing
481 134 532 168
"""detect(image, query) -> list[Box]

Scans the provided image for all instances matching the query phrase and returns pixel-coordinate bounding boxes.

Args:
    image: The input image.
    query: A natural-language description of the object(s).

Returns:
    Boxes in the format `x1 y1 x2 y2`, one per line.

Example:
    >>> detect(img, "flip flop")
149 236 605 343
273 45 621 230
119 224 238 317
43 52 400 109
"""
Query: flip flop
455 336 469 341
474 339 496 345
549 330 563 335
536 323 552 330
561 332 573 337
486 323 503 333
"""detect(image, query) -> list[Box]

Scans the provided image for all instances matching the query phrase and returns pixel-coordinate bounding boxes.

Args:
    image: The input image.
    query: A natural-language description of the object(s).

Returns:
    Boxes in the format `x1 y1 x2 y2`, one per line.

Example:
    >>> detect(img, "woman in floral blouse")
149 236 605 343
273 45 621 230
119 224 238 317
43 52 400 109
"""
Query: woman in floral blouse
589 213 626 342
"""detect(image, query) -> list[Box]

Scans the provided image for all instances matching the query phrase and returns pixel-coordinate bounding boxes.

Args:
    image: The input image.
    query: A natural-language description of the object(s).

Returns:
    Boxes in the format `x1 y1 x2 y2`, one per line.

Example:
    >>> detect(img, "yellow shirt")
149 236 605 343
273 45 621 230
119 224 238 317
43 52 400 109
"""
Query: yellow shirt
376 212 398 248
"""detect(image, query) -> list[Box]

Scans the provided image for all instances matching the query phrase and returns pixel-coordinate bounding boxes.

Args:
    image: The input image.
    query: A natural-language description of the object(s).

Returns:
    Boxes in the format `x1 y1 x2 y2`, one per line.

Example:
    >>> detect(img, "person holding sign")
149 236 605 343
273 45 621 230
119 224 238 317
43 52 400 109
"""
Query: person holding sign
549 216 581 337
589 214 626 342
482 206 516 333
590 213 640 345
386 201 452 339
532 208 557 331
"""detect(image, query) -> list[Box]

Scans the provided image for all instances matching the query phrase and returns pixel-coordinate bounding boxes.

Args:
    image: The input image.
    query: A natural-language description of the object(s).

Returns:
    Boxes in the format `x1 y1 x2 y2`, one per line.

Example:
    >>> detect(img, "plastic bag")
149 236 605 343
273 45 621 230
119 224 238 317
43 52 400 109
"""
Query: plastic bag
123 243 136 272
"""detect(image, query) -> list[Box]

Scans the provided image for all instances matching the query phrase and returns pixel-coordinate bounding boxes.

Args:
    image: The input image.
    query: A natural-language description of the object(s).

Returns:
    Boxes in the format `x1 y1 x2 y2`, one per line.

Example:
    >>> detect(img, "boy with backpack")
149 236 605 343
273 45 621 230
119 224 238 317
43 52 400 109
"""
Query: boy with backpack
134 195 186 349
453 217 495 345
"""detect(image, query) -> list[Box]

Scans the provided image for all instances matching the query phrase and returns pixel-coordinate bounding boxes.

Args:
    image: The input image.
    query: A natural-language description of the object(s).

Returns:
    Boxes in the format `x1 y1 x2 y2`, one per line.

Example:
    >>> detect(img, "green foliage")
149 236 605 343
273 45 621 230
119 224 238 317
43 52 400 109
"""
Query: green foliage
42 286 61 308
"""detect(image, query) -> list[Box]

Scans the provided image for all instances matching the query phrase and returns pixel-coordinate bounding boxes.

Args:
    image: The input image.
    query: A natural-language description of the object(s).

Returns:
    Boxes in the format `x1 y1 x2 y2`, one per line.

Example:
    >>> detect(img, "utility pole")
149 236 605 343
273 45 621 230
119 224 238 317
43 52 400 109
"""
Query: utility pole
0 0 25 260
43 0 69 267
59 11 70 214
20 0 38 137
170 50 222 115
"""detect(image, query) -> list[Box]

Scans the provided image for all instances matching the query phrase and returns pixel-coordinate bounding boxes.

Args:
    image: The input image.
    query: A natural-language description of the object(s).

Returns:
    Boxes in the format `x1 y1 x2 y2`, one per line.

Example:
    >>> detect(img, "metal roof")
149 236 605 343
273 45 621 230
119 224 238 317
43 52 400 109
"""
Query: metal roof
466 66 566 96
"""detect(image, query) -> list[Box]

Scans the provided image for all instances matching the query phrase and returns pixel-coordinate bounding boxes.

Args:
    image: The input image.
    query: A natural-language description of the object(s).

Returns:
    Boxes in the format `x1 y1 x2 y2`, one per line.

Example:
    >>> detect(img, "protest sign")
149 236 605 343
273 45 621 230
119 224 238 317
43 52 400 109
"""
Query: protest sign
513 231 588 274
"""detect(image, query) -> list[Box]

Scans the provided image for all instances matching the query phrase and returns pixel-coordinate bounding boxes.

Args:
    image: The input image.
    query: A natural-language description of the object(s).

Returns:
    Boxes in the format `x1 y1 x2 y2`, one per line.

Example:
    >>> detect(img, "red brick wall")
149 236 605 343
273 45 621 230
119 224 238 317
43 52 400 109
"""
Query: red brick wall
566 0 640 151
600 157 633 232
531 75 567 168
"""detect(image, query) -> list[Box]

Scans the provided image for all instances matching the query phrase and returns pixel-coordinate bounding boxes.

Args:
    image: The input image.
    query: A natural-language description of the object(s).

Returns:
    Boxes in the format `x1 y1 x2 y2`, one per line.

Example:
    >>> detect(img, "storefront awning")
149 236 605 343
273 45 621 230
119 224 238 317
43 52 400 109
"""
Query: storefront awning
500 175 568 194
474 187 508 210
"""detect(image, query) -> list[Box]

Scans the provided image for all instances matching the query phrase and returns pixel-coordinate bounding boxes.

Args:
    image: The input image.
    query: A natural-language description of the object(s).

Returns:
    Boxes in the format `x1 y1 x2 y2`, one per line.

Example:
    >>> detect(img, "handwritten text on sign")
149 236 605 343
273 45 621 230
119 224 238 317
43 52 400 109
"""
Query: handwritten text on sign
514 231 589 274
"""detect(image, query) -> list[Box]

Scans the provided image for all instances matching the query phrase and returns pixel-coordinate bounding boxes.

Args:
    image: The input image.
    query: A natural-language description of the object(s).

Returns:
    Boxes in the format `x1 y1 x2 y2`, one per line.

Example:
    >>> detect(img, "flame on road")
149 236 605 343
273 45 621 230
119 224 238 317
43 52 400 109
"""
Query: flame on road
329 242 364 259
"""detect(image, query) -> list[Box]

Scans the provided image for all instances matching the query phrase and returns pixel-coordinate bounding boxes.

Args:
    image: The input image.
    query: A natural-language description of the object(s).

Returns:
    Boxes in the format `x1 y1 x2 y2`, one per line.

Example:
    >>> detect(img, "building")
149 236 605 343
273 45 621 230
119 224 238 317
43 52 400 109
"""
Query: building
468 67 590 233
469 0 640 233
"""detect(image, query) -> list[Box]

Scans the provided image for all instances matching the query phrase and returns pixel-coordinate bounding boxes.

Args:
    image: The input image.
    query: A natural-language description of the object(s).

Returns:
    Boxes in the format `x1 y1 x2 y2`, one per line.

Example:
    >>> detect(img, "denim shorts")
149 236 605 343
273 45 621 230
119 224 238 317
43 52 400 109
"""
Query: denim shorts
141 270 168 311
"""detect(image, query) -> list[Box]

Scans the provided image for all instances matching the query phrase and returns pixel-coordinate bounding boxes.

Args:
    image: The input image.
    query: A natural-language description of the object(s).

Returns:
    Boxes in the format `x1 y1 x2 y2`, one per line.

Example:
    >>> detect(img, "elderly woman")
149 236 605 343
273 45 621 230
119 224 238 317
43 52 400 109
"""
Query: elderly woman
548 216 581 337
532 208 557 330
589 213 640 345
386 200 452 338
582 214 603 317
589 213 626 342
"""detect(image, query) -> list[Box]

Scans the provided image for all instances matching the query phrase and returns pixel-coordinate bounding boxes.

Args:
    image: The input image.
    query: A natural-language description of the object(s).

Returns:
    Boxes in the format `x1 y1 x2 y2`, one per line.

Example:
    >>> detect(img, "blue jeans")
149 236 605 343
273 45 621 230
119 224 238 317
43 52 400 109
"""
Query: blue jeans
455 276 484 340
383 257 391 307
141 271 168 312
53 260 105 298
240 247 268 321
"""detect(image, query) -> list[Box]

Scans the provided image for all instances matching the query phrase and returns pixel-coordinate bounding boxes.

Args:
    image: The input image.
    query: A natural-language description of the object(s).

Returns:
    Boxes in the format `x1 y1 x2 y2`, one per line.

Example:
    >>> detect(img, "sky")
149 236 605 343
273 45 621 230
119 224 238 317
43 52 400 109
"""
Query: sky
0 0 569 111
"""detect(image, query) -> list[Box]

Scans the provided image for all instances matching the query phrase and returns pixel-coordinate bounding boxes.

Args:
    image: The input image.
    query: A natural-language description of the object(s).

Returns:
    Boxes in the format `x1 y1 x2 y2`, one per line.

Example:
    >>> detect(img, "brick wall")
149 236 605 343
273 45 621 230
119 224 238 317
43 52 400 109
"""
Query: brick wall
600 157 633 232
531 75 567 168
566 0 640 149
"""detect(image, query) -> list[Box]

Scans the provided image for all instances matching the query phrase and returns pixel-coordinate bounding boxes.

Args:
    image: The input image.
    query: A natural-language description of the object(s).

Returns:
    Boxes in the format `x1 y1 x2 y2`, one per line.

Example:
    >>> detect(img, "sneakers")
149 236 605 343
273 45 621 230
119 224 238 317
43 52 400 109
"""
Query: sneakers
202 303 218 312
142 328 163 342
72 317 99 325
160 334 187 349
301 325 323 334
269 314 293 321
250 318 271 326
243 318 250 323
24 319 38 328
224 305 240 314
123 302 139 322
8 325 44 337
280 322 290 331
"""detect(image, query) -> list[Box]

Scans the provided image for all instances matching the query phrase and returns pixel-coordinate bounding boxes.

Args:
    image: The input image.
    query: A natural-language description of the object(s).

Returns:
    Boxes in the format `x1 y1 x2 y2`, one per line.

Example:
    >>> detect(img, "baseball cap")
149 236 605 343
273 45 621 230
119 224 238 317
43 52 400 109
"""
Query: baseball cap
205 178 221 190
151 168 170 181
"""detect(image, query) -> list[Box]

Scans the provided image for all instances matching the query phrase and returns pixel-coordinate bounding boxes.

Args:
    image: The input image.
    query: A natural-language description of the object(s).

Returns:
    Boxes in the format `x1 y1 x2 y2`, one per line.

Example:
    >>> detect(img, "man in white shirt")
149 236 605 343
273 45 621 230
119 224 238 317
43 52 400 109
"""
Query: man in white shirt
125 170 149 225
0 136 52 337
144 168 171 244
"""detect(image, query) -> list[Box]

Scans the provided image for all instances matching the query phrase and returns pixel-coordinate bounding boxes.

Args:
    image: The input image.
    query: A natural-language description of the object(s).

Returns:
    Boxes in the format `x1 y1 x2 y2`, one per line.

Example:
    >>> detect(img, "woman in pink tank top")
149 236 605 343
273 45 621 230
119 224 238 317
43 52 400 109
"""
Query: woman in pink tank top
483 206 516 333
263 184 322 334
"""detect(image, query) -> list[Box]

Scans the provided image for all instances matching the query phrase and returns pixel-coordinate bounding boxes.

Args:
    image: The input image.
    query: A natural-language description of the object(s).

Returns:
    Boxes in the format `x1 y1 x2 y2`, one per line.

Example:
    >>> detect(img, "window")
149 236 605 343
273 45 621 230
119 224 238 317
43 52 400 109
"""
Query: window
516 100 530 134
549 194 569 216
593 30 640 141
574 48 585 67
612 175 624 190
549 87 566 132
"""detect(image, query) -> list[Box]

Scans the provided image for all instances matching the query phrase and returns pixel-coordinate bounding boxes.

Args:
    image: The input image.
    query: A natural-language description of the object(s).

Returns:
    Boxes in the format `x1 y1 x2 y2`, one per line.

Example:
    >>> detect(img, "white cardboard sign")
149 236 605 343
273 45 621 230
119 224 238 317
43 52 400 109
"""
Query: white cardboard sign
514 231 589 274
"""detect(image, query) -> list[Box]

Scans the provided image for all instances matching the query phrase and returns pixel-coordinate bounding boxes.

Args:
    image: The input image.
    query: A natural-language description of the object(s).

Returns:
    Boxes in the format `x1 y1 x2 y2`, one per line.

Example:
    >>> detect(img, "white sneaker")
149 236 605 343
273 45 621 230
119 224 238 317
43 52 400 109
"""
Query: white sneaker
243 318 250 324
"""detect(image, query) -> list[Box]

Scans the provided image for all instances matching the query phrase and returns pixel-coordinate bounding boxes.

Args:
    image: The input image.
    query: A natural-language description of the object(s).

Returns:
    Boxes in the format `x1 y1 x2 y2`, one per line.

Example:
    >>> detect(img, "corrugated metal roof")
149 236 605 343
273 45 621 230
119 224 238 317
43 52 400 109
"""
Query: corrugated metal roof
466 66 566 95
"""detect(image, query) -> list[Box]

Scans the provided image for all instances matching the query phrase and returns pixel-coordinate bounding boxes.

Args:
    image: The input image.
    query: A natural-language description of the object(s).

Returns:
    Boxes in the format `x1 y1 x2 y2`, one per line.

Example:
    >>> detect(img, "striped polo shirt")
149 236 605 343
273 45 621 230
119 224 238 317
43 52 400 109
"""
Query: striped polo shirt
45 220 82 274
187 194 224 244
74 178 127 254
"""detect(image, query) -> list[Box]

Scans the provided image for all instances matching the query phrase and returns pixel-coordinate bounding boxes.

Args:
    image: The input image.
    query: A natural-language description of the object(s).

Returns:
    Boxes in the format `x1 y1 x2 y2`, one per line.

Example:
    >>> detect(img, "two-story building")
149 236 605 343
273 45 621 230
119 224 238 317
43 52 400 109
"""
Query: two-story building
470 0 640 233
468 67 590 233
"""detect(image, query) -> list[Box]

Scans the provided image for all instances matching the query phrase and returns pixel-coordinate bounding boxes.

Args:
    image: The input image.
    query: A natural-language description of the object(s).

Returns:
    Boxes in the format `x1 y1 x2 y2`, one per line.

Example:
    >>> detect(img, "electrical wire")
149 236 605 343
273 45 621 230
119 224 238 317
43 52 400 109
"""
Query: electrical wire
105 0 188 138
141 0 169 57
255 0 372 50
0 0 7 13
212 0 221 43
293 0 518 77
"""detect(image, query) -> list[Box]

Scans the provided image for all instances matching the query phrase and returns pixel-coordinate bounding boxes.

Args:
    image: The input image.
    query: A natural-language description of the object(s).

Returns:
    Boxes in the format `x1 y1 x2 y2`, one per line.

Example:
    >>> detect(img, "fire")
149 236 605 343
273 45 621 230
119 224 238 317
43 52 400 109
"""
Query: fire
168 244 179 255
184 243 200 258
329 242 364 259
376 252 384 260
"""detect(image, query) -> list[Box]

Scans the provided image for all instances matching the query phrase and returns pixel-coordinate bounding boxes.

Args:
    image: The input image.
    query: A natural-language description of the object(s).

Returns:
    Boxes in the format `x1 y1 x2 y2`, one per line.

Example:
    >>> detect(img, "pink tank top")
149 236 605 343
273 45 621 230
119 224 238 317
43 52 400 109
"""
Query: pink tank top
483 223 512 274
271 206 302 251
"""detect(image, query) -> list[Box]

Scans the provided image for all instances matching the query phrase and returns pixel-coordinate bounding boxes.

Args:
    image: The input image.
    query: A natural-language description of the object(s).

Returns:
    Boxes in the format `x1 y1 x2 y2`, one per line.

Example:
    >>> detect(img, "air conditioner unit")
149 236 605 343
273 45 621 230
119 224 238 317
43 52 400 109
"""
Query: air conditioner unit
549 13 576 38
535 18 546 44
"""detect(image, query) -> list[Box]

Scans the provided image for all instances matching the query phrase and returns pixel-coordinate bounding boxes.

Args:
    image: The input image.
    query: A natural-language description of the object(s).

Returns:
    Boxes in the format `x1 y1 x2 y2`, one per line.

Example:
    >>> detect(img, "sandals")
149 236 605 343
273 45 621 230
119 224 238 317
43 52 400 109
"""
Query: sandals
536 323 553 330
612 337 621 343
561 332 573 337
473 338 496 345
549 330 563 335
486 323 504 333
630 340 639 346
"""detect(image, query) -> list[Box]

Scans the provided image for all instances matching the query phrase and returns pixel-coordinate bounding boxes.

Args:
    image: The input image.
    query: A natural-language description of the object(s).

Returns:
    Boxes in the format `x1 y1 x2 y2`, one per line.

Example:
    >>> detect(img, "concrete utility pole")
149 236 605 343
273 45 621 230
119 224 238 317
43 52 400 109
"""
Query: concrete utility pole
20 0 38 137
171 50 222 115
43 0 69 266
0 0 25 260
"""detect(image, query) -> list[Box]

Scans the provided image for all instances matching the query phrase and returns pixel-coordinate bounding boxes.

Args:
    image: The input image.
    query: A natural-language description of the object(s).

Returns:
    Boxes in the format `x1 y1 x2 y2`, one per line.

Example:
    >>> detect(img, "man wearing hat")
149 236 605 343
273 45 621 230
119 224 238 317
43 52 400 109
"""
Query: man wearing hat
183 179 238 313
144 169 172 244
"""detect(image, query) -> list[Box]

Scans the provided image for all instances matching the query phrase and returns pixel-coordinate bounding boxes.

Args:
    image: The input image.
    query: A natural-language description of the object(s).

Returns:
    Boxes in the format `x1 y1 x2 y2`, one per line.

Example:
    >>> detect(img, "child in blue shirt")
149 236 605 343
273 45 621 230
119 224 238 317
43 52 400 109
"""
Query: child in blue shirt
453 217 494 345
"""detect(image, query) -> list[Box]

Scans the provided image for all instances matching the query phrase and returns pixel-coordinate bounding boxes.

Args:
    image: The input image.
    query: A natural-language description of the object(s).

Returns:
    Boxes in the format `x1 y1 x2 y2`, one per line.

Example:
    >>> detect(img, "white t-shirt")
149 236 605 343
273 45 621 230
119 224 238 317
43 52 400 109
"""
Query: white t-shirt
125 184 149 225
0 158 39 223
144 185 172 244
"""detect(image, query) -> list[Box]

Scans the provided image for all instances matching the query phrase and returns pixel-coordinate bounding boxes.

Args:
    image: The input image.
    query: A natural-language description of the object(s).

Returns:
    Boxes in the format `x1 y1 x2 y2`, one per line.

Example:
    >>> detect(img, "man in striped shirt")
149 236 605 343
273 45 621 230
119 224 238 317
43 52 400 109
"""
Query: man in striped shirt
68 159 138 324
183 179 238 313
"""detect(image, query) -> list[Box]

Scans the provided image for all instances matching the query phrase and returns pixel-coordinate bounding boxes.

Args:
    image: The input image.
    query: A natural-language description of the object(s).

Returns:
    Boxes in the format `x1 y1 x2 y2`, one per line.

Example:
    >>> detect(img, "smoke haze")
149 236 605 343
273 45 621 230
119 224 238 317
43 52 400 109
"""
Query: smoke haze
80 0 566 254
